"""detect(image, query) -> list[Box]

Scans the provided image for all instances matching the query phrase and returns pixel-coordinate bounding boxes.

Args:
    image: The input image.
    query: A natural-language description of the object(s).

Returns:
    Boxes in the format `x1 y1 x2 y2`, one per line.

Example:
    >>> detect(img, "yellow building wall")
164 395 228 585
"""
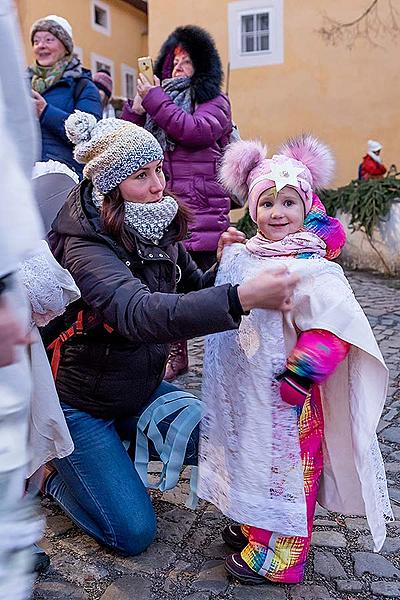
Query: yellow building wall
16 0 147 97
147 0 400 186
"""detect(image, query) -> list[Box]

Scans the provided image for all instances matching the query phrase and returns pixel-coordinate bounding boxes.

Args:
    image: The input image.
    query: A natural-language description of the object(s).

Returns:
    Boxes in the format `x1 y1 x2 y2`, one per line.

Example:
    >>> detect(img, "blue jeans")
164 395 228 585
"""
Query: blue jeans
46 382 199 555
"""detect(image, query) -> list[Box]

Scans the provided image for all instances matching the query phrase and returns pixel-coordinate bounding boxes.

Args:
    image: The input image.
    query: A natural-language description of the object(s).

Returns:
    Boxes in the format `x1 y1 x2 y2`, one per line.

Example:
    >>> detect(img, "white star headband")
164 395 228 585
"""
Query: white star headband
248 158 306 194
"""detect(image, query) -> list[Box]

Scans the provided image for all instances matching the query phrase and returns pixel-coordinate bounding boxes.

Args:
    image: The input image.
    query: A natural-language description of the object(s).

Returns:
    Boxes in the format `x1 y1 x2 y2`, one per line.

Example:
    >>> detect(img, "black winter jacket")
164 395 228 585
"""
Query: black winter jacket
49 181 241 418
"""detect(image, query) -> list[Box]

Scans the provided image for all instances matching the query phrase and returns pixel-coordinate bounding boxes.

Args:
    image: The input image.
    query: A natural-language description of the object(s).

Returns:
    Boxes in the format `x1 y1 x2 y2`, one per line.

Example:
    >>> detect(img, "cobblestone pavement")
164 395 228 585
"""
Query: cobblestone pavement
33 271 400 600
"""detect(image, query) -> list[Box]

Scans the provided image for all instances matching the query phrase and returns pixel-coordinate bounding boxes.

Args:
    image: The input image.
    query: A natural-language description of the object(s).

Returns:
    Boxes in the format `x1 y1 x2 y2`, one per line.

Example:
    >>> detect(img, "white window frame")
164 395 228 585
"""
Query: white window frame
91 0 111 36
91 53 114 82
228 0 284 69
121 64 137 99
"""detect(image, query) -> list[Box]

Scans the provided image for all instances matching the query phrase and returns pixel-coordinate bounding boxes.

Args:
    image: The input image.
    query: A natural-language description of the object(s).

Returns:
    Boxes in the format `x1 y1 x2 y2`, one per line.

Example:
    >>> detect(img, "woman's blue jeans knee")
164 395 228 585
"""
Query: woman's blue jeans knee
46 381 199 555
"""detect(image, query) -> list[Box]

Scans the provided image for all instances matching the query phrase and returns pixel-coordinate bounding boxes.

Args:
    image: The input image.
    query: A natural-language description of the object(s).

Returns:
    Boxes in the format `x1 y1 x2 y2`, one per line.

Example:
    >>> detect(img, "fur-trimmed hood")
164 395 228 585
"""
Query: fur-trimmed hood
154 25 223 104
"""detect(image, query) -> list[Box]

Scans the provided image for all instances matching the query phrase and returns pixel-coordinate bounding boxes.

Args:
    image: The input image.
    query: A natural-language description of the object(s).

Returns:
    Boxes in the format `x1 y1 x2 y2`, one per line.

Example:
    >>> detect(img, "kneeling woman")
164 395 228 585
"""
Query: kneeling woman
44 111 298 556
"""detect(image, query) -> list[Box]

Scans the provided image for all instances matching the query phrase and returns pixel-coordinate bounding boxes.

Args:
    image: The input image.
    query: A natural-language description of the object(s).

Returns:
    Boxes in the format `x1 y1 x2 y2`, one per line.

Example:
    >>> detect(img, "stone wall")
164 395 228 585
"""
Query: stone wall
338 200 400 276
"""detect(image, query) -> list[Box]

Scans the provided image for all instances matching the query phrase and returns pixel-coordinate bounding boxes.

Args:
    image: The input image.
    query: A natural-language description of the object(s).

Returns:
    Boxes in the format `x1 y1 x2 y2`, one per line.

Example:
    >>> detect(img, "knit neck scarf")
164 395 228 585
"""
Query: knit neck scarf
31 54 72 94
246 230 327 259
144 76 192 151
92 188 178 244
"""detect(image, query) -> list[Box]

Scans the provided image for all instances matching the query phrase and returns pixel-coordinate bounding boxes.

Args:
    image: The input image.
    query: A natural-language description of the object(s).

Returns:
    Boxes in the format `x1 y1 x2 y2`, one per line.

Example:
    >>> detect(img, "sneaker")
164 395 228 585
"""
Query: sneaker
164 340 189 381
222 524 248 550
225 553 266 585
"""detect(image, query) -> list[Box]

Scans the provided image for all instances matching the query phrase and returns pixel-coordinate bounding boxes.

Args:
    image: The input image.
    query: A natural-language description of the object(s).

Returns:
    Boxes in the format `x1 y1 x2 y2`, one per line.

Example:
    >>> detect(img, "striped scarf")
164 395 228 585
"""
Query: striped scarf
31 54 72 94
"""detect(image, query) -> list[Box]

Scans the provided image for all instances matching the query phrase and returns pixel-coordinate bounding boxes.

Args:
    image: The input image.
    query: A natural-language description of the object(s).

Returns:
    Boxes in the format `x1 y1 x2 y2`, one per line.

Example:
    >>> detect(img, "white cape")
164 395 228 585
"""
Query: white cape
22 241 80 477
199 244 392 551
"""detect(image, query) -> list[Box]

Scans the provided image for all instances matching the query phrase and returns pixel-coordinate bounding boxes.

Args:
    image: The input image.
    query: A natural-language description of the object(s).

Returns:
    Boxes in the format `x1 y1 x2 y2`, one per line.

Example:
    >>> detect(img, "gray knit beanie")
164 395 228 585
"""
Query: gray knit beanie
65 111 164 193
31 15 74 55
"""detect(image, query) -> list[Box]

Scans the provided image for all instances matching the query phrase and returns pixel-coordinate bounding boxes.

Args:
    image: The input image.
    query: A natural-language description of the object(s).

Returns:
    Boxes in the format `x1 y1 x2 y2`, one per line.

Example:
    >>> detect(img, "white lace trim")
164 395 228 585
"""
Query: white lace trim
363 435 394 550
20 241 80 327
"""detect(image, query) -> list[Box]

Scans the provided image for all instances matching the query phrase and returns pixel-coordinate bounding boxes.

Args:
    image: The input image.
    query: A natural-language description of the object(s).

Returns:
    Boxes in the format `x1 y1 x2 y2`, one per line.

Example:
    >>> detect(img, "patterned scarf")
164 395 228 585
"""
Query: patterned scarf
144 76 192 151
246 230 327 259
92 188 178 244
31 54 72 94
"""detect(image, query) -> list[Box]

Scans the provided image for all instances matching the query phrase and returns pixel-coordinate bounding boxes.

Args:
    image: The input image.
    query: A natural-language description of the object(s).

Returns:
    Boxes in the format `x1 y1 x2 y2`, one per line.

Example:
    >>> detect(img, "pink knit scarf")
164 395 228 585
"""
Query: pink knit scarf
246 231 327 258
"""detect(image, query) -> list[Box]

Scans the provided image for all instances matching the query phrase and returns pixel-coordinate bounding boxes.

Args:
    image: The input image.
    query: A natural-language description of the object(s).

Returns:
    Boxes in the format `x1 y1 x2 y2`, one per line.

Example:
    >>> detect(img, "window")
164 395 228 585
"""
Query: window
91 53 114 82
121 64 137 99
228 0 283 69
241 12 269 53
91 0 111 36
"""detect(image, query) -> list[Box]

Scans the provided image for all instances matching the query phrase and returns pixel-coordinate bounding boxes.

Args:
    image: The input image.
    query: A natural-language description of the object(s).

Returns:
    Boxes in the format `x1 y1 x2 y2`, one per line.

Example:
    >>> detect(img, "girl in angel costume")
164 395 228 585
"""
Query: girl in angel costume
198 135 392 585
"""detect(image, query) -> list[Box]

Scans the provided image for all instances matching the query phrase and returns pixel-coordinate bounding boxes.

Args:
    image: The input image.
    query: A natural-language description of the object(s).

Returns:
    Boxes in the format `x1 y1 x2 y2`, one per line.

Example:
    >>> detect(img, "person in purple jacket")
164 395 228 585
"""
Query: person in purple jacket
122 25 232 380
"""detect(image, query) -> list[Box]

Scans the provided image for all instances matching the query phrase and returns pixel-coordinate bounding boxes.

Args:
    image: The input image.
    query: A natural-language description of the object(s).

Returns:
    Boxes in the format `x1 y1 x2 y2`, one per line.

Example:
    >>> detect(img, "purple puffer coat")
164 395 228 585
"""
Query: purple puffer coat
122 88 232 252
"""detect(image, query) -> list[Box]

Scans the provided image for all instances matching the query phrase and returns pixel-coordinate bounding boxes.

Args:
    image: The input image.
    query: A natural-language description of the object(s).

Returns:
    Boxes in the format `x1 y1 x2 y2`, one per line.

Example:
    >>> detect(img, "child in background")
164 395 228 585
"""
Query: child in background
199 135 392 585
93 70 115 119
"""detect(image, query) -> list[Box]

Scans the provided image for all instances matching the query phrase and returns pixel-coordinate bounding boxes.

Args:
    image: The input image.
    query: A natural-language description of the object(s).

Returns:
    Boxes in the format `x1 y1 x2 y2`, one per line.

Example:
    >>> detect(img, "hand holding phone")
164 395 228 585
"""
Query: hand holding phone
138 56 154 85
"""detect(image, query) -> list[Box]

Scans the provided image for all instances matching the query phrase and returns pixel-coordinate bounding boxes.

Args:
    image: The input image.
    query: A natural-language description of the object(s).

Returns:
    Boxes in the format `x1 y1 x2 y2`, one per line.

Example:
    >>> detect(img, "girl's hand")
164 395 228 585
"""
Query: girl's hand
137 73 161 99
216 227 246 262
31 90 47 117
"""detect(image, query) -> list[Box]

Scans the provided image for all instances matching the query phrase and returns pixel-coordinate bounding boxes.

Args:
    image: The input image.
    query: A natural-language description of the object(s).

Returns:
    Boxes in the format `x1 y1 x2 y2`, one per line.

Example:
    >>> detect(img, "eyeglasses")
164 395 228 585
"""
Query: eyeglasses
33 35 58 46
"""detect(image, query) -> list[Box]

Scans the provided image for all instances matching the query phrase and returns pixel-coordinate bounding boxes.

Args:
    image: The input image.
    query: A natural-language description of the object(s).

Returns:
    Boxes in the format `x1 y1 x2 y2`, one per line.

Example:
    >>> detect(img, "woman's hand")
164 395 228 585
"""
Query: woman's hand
31 90 47 117
137 73 161 100
216 227 246 262
237 266 299 312
131 92 146 115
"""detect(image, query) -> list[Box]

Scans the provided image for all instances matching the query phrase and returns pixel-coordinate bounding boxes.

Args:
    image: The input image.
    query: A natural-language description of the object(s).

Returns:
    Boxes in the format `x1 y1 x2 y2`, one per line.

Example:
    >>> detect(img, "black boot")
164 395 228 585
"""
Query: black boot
32 543 50 574
222 524 248 550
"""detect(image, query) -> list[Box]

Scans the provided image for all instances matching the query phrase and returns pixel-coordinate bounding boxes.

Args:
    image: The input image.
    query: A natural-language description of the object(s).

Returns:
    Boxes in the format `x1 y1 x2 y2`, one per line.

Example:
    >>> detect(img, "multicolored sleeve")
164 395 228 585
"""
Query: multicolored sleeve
303 193 346 260
278 329 350 407
287 329 350 384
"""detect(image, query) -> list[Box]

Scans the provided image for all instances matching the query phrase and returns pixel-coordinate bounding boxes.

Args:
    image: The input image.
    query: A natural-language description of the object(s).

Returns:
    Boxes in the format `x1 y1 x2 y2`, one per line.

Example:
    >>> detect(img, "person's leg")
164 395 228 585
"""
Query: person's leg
46 403 156 555
164 340 189 381
237 389 324 584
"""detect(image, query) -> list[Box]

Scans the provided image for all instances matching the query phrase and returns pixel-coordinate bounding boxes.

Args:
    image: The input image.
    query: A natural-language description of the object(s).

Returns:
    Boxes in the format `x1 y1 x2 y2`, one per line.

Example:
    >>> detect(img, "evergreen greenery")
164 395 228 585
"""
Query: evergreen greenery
318 176 400 237
236 175 400 240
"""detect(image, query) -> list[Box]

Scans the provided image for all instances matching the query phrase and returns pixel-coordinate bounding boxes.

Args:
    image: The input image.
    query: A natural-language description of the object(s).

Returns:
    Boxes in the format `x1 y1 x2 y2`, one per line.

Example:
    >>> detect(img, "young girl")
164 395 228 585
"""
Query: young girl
199 135 392 585
43 110 299 556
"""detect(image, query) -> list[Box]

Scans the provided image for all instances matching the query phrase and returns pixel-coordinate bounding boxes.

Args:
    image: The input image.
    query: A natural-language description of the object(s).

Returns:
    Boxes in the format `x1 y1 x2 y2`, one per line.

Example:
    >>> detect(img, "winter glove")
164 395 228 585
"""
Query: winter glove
278 369 312 407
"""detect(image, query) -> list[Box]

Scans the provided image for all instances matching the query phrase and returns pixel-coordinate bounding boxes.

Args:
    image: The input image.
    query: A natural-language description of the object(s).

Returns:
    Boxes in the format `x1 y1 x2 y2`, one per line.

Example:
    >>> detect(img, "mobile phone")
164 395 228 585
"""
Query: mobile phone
138 56 154 84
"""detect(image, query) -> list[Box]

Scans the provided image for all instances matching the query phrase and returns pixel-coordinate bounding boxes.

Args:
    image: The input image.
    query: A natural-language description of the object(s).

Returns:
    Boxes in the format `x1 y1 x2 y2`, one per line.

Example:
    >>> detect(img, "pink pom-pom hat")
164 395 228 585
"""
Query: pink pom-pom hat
220 134 335 223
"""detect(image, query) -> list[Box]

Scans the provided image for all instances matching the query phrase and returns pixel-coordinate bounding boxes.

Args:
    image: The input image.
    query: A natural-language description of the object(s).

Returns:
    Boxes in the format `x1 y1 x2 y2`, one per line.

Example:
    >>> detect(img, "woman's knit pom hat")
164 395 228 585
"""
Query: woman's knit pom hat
93 71 113 99
31 15 74 55
220 134 335 222
65 111 164 194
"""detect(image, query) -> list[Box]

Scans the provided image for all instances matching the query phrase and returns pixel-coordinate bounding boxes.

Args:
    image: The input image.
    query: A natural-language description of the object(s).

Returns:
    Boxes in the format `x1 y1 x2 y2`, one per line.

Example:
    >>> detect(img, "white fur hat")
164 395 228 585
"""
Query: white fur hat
368 139 383 153
31 15 74 54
